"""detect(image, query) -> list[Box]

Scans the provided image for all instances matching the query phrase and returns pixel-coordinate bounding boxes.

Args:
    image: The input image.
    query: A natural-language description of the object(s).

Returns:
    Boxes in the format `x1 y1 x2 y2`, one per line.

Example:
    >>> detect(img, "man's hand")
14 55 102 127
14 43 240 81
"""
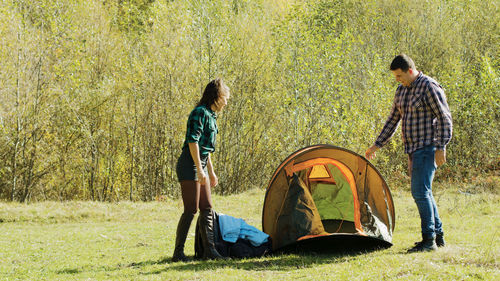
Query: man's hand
365 145 379 160
209 172 218 188
435 149 446 167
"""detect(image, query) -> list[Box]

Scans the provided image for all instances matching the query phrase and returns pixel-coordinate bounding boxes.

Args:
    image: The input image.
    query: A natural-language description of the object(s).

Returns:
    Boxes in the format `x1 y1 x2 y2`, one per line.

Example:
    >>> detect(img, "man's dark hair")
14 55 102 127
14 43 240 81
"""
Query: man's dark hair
390 54 416 72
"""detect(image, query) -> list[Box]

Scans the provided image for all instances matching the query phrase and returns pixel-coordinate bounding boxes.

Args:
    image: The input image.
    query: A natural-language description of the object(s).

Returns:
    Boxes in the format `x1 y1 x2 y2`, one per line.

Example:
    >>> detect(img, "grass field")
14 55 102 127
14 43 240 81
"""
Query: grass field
0 179 498 280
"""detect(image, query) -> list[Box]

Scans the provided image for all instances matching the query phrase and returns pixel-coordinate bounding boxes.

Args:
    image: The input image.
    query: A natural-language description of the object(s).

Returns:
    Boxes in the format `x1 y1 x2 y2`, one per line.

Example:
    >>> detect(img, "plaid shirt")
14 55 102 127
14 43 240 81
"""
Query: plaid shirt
183 105 218 157
375 72 453 154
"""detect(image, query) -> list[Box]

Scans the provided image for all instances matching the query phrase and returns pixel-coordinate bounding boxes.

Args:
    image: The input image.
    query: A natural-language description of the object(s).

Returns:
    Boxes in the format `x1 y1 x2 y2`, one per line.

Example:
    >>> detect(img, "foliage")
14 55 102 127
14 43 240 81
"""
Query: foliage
0 0 498 201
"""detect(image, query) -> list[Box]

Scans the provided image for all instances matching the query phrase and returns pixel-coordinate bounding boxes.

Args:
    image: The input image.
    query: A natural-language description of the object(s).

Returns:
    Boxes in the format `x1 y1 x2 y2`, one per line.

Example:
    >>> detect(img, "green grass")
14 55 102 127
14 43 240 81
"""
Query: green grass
0 182 499 280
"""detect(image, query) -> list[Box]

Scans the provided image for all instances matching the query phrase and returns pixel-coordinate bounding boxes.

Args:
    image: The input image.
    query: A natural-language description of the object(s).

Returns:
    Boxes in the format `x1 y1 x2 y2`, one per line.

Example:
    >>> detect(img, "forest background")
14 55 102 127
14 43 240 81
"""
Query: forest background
0 0 498 202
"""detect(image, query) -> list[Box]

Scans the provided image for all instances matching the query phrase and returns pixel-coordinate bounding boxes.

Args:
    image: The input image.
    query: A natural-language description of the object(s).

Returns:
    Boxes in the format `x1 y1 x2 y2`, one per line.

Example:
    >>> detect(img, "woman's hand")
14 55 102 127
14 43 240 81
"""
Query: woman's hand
209 172 218 188
197 170 208 186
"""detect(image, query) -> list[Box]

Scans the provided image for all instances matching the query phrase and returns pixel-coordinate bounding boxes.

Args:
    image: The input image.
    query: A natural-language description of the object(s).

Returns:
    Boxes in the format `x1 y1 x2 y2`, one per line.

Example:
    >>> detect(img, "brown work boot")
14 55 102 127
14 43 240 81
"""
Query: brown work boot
407 237 437 253
435 233 445 247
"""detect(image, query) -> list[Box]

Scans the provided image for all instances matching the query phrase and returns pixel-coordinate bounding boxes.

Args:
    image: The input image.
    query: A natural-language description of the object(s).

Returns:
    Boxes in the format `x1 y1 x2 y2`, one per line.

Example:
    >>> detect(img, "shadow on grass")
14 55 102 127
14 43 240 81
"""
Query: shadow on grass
127 256 171 267
56 268 82 274
141 248 384 275
56 247 393 276
55 256 172 276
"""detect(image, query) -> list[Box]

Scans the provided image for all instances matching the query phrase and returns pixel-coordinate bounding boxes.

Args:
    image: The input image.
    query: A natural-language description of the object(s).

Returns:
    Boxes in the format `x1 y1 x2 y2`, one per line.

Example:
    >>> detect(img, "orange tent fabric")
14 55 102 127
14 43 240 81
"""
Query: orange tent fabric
262 144 395 251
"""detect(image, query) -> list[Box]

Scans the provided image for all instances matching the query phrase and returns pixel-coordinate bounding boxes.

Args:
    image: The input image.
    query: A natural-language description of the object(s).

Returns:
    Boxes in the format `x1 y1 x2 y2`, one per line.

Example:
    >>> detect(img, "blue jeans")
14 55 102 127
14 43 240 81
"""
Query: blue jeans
410 145 443 239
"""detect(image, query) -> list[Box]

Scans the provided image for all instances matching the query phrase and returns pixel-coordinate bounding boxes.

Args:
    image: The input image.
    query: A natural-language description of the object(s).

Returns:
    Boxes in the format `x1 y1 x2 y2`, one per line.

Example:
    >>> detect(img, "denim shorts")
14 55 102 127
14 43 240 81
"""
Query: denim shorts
176 148 208 181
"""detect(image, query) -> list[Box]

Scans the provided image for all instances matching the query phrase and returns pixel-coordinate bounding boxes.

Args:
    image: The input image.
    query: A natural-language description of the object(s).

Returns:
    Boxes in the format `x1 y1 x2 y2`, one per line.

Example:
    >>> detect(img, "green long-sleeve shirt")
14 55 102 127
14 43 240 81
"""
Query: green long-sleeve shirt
182 105 218 157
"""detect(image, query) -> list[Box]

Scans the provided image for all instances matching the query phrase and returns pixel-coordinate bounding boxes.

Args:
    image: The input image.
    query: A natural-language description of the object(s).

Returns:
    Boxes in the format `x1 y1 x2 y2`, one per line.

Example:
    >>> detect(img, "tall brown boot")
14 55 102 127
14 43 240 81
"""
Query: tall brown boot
200 209 226 260
172 212 194 262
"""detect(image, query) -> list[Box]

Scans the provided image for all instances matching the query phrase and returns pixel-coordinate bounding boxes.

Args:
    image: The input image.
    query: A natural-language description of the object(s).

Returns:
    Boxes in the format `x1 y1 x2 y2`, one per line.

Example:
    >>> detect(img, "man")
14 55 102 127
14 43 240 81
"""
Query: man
365 54 453 252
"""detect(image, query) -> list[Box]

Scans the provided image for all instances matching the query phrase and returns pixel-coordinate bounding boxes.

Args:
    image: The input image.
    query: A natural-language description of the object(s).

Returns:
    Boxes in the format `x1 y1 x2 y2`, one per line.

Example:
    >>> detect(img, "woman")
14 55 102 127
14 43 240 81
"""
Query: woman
172 78 230 262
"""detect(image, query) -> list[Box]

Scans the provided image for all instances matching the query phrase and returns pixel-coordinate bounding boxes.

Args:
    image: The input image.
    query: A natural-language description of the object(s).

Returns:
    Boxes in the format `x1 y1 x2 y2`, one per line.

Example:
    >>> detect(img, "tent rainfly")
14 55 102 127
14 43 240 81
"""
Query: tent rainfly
262 144 395 252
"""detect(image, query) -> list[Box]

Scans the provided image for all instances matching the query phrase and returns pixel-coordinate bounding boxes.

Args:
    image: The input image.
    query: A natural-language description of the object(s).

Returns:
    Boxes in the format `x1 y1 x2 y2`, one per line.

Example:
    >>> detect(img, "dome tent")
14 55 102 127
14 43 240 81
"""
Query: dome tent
262 144 395 252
